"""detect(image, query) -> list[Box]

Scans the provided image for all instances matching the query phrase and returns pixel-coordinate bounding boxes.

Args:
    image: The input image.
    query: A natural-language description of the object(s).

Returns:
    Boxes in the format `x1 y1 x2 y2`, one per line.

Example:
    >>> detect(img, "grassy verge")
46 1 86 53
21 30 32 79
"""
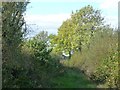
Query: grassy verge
51 68 96 88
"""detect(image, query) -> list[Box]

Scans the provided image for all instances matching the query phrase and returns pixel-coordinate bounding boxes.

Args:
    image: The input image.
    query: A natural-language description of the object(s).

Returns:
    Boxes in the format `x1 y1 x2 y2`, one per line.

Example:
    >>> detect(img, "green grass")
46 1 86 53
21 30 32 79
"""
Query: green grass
51 68 96 88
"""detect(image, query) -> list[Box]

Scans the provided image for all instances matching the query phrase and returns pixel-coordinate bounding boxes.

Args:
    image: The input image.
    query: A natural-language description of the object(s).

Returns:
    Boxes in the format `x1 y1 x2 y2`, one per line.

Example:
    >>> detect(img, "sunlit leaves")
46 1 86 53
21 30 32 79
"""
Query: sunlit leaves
52 5 104 57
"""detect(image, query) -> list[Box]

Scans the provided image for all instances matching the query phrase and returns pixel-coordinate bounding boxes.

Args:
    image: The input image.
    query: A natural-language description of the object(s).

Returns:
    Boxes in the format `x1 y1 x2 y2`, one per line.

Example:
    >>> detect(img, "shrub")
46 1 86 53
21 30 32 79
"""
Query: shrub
62 28 118 88
93 50 119 88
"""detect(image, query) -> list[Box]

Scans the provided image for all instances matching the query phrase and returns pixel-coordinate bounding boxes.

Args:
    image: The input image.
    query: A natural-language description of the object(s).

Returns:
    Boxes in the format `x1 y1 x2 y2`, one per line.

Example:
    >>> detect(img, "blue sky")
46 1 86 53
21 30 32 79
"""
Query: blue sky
25 0 119 37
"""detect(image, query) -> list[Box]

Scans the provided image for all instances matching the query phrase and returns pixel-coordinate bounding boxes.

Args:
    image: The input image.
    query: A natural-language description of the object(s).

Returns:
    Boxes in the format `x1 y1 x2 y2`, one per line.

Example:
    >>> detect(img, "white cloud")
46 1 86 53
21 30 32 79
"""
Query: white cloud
24 13 71 35
25 14 70 23
25 0 119 36
100 0 119 9
104 16 118 28
99 0 118 28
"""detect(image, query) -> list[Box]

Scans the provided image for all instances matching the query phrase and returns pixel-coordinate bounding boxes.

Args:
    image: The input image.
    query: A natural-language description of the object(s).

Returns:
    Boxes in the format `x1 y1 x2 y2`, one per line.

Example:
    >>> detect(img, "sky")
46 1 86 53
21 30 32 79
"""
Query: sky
24 0 119 37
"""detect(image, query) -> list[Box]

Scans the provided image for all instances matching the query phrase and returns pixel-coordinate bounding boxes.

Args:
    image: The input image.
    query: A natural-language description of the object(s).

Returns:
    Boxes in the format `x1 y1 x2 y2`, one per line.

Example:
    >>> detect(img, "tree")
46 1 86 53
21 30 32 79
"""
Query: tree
2 2 29 88
2 2 28 47
26 38 51 65
33 31 48 43
55 19 75 58
25 31 52 65
52 5 104 58
48 34 56 47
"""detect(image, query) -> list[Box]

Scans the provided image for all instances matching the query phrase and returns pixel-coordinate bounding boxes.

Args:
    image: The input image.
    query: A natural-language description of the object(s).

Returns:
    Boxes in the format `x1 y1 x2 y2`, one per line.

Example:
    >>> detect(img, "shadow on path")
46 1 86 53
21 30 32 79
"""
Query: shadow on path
50 66 97 88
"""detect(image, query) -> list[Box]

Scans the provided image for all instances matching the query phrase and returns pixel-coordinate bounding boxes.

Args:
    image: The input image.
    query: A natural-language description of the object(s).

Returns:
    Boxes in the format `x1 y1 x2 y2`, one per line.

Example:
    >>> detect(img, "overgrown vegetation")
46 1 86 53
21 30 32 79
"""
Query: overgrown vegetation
2 2 119 89
2 2 62 88
62 27 119 88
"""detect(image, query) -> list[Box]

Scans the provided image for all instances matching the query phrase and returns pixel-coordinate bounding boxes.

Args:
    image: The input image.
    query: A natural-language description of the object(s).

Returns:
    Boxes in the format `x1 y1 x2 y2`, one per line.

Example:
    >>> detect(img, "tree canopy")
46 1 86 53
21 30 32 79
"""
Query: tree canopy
51 5 104 58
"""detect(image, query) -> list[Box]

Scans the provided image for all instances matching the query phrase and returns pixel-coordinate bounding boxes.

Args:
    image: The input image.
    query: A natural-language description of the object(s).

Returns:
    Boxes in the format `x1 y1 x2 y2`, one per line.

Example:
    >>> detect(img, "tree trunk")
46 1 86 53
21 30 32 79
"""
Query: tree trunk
69 51 71 59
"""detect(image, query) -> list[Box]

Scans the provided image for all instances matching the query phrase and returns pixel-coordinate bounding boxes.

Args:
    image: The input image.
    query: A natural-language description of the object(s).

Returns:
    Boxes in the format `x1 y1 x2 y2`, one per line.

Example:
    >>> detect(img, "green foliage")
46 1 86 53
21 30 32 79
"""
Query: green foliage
62 27 118 88
93 49 118 88
2 2 28 47
25 38 51 66
34 31 48 43
52 5 104 58
20 31 63 87
2 2 29 88
2 46 34 88
2 3 118 88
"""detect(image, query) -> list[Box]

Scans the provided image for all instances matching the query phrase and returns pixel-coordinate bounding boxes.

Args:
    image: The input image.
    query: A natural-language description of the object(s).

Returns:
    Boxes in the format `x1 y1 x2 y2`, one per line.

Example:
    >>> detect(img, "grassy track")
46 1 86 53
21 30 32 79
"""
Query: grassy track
51 68 96 88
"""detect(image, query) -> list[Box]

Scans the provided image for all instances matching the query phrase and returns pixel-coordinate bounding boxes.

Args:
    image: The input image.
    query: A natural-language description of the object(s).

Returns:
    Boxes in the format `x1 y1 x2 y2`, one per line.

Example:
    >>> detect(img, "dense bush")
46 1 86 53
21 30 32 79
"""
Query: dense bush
2 2 62 87
2 2 118 88
2 2 30 88
62 27 118 88
25 38 51 65
93 49 118 88
2 46 33 88
20 35 64 87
